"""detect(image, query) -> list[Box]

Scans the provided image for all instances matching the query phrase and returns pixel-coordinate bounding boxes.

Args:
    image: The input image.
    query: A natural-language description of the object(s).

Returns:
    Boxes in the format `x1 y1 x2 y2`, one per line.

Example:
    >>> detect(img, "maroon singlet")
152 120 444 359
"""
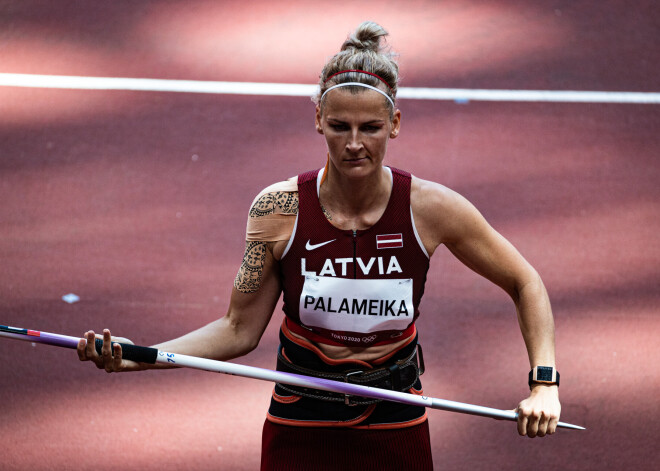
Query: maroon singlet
279 167 430 347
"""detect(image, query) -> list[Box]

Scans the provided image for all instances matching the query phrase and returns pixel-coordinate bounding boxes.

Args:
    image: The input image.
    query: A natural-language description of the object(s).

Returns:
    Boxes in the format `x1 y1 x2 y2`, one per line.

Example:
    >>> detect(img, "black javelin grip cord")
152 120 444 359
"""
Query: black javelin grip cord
93 338 158 364
0 324 585 430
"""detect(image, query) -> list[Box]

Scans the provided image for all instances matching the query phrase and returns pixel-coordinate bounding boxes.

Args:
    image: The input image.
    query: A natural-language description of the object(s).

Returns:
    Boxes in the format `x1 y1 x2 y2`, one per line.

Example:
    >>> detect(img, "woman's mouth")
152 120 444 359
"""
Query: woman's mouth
345 156 369 163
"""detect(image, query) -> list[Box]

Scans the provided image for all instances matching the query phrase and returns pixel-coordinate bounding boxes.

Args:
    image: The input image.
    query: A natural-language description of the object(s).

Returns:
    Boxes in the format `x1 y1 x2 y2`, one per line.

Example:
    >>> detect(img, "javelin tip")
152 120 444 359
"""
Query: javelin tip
557 421 586 431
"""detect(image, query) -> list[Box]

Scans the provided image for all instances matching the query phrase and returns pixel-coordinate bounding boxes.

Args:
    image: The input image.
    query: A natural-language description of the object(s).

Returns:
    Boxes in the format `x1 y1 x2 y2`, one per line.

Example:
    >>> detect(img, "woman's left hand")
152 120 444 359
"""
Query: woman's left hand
516 385 561 438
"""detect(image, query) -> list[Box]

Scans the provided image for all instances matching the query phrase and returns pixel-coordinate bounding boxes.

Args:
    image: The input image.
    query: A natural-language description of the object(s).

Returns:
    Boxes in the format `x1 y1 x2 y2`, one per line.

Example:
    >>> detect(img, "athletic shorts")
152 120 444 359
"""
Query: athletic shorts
261 326 433 469
261 418 433 471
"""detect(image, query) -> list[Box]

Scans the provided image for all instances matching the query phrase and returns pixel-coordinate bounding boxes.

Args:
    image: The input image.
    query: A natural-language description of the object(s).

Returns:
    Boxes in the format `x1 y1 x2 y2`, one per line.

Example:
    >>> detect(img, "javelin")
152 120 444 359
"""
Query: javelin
0 324 584 430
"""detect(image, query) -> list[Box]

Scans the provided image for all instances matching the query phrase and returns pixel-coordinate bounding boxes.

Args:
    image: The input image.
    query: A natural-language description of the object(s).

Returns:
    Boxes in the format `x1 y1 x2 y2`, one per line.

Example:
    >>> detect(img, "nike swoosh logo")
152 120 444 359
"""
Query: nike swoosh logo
305 239 336 251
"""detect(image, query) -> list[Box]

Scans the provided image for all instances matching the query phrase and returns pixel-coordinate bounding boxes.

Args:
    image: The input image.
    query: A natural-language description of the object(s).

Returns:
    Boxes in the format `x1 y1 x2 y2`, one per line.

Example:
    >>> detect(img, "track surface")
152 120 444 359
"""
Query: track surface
1 1 658 470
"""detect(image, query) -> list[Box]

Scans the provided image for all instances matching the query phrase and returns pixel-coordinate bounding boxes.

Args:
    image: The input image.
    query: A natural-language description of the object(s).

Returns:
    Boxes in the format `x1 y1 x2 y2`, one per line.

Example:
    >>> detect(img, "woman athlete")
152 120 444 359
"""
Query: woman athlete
78 22 561 471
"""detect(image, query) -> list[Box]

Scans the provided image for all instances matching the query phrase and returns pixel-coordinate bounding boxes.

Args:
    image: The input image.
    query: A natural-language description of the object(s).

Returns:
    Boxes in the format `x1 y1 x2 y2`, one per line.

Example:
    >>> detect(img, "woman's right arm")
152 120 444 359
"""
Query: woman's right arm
77 179 299 372
77 243 283 371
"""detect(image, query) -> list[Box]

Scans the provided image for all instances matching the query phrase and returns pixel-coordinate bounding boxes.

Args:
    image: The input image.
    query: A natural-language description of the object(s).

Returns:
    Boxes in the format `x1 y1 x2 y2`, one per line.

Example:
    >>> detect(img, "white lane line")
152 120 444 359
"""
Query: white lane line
1 73 658 104
397 87 660 104
0 73 318 96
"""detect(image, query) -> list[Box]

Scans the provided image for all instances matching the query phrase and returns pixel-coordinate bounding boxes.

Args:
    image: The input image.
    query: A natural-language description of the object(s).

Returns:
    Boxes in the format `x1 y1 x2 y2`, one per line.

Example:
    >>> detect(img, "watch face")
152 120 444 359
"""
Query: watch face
537 366 554 382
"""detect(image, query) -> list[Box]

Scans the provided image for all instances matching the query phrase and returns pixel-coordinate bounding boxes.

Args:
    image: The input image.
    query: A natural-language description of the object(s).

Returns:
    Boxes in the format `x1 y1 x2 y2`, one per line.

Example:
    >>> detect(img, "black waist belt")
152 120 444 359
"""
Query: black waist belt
275 336 425 406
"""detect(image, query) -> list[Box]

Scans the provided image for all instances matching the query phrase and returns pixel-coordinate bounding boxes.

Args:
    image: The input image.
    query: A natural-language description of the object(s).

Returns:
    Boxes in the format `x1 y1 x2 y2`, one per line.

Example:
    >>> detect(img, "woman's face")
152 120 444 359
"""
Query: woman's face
315 88 401 179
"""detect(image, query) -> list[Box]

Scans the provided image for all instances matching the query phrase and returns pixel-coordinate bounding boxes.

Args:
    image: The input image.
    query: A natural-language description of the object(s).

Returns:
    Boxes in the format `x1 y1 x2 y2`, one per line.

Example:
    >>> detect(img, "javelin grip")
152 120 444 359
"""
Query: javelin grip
94 338 158 364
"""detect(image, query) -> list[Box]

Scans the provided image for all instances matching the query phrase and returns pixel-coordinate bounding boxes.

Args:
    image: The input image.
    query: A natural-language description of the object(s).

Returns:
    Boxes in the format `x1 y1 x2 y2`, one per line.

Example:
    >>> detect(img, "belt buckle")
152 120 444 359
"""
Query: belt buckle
343 370 363 406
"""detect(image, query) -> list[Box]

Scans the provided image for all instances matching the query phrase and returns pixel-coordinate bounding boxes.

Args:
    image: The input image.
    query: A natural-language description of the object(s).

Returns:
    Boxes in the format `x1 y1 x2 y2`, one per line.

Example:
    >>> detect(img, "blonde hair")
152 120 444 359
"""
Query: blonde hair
314 21 399 110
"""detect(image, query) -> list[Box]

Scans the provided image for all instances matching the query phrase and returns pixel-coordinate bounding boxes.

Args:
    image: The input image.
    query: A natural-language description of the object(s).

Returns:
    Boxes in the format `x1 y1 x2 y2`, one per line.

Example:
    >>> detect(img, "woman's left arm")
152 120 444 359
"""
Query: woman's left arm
412 178 561 438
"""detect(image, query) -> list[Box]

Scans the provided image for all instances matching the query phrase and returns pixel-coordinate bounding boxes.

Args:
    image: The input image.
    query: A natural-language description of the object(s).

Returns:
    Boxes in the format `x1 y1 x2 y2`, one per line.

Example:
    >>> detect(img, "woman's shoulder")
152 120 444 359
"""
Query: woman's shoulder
410 175 464 210
249 176 299 216
245 177 299 244
410 175 484 253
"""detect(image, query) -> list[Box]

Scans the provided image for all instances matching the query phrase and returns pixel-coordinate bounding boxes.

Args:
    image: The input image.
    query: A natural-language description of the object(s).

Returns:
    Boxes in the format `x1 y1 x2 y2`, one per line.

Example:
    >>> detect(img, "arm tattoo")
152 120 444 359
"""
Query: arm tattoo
234 241 267 293
235 191 298 293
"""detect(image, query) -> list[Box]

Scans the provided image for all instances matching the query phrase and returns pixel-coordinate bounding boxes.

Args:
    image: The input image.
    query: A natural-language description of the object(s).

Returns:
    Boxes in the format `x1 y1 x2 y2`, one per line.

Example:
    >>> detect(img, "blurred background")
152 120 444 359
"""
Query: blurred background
1 1 658 469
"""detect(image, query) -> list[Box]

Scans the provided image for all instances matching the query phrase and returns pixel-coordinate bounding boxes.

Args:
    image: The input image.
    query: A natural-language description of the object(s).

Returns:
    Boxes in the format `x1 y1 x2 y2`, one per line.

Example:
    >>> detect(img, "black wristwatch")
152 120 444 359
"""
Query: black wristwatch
528 366 560 388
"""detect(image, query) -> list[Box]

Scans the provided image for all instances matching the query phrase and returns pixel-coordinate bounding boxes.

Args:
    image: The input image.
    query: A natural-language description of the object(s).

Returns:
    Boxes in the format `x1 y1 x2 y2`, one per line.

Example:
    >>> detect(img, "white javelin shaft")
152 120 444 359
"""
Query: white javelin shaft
0 326 584 430
156 350 585 430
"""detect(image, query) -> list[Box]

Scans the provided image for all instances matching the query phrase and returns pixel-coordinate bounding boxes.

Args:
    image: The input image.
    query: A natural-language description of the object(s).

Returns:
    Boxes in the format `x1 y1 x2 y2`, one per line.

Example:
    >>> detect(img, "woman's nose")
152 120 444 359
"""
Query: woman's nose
346 130 363 152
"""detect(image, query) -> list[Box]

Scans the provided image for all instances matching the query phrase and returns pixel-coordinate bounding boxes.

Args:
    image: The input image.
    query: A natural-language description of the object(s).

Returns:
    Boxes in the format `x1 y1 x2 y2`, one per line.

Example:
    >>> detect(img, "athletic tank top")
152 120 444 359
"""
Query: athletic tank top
279 167 430 347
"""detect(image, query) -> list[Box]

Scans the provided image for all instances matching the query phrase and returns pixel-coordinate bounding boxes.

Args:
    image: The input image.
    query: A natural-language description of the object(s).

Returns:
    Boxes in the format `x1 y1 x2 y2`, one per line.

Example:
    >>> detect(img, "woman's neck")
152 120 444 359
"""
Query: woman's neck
319 165 392 224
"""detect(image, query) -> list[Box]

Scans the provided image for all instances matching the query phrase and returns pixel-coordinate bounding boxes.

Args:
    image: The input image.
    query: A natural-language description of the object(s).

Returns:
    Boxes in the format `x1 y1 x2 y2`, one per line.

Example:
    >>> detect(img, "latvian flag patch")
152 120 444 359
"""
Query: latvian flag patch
376 233 403 249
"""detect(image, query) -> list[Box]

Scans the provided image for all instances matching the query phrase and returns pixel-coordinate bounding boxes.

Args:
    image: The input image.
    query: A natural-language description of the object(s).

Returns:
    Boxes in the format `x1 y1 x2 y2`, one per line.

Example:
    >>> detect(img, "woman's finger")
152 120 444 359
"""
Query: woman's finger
547 414 559 435
526 411 541 438
102 329 114 372
76 336 87 361
517 408 528 436
84 331 98 361
112 343 123 372
536 413 549 437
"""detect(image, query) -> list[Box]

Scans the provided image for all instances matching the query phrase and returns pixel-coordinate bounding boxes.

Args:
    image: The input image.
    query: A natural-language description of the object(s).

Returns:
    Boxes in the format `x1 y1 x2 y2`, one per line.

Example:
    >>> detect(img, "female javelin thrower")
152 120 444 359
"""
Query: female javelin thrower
78 21 561 470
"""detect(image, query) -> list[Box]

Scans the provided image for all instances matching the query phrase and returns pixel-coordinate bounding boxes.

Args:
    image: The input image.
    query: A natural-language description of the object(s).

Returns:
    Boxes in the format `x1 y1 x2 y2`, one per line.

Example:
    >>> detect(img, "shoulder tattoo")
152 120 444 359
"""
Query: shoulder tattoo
249 189 330 221
249 191 299 217
234 241 267 293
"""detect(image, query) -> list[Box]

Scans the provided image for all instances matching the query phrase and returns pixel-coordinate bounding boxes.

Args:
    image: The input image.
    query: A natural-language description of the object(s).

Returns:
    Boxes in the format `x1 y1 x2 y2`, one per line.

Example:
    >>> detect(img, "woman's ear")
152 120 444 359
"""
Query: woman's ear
315 105 324 134
390 109 401 138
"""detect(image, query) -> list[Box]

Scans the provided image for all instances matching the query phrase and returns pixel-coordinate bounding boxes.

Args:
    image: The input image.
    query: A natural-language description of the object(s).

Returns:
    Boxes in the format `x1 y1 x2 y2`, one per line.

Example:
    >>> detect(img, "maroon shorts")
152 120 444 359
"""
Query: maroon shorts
260 418 434 471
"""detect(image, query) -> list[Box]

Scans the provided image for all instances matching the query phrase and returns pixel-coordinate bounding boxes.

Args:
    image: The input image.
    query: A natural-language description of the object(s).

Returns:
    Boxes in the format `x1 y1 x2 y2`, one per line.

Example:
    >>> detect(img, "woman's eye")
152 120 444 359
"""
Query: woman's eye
327 124 382 132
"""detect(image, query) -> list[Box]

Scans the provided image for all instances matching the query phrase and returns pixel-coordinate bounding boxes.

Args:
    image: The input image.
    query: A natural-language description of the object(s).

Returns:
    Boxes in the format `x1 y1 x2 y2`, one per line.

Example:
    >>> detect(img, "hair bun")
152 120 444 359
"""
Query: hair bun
315 21 399 108
341 21 388 52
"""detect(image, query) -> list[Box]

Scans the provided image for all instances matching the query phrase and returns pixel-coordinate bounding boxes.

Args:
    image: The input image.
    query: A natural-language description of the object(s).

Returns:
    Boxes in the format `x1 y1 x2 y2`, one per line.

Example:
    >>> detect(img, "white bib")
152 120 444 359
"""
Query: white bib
299 276 414 334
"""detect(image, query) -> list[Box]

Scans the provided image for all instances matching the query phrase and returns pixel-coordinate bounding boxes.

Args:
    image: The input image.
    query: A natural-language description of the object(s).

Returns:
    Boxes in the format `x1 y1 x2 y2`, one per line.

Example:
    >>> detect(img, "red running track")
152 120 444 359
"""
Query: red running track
1 1 658 470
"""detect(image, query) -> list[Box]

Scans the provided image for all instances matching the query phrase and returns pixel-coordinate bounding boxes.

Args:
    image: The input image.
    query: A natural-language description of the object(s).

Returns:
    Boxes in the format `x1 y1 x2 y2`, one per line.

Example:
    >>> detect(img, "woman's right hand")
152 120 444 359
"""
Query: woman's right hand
77 329 141 372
